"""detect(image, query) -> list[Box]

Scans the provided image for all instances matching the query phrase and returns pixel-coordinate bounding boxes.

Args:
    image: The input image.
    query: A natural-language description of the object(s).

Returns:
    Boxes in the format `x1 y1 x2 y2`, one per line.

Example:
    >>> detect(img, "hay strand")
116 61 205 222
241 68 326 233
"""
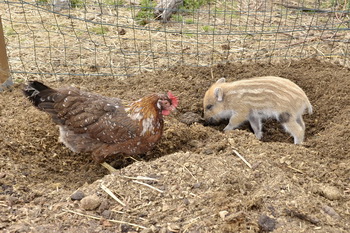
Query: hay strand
120 175 159 181
62 208 147 229
132 180 164 193
100 183 126 206
233 149 252 169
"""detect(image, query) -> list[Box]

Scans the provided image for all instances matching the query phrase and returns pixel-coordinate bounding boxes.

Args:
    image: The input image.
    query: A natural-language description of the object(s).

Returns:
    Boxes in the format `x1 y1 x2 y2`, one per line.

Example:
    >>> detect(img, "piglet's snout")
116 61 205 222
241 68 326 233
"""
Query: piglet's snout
204 117 220 126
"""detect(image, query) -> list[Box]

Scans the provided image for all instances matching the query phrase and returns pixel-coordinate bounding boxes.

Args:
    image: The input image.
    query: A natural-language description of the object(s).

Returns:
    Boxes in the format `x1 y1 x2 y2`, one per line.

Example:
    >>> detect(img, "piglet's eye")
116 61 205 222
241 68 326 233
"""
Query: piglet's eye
206 104 213 110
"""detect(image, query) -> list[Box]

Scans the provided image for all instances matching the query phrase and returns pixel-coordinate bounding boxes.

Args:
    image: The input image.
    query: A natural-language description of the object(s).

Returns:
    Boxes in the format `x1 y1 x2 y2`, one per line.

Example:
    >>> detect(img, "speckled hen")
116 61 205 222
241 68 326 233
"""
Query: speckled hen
23 81 178 168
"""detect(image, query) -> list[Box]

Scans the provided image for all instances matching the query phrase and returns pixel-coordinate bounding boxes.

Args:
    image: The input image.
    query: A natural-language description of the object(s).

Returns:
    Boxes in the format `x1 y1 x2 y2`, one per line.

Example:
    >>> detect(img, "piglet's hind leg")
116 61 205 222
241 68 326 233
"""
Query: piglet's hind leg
282 120 304 144
248 115 263 140
296 116 305 131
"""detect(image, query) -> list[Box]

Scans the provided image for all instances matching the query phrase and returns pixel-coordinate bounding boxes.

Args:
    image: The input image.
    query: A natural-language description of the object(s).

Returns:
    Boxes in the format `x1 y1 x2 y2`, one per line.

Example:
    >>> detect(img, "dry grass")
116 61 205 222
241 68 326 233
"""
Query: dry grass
1 0 350 82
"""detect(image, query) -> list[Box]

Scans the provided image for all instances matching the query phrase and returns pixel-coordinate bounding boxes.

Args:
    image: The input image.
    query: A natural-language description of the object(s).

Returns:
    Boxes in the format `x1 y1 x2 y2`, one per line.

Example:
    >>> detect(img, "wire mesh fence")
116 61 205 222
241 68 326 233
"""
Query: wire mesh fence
1 0 350 81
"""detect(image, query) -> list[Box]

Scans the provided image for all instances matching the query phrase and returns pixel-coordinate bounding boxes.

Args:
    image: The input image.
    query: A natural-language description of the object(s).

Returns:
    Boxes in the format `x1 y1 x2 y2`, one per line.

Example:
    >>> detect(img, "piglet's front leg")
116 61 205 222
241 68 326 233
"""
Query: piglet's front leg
224 114 247 132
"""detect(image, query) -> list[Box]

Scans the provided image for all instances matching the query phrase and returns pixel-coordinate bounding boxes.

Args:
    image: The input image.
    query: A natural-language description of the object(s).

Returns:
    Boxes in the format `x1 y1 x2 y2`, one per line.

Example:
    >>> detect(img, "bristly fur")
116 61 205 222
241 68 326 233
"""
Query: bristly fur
204 76 312 144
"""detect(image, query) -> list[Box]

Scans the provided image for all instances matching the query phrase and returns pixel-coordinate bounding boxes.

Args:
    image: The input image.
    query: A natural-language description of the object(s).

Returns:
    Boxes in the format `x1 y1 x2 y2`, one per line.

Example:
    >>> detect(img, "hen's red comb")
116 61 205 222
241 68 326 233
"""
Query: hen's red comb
167 91 178 108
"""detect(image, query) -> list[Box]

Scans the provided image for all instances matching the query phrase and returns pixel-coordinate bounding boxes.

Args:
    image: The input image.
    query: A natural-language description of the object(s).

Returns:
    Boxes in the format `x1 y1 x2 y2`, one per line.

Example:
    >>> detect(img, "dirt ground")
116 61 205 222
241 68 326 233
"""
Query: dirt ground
0 58 349 232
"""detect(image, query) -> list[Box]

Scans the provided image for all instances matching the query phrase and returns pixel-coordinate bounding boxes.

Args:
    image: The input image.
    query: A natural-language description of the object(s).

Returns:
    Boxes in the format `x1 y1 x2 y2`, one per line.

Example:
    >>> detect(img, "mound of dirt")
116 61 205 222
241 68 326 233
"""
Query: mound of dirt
0 58 349 232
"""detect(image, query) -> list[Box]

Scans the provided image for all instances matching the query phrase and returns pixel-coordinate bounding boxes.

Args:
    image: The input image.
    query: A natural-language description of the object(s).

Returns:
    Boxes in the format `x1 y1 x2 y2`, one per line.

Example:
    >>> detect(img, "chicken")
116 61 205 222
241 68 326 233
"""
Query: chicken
23 81 178 171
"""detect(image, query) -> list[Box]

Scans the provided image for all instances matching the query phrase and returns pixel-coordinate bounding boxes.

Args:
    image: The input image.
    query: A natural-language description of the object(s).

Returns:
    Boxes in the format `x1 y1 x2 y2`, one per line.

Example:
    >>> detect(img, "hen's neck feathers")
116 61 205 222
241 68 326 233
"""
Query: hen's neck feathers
127 94 163 120
125 94 164 137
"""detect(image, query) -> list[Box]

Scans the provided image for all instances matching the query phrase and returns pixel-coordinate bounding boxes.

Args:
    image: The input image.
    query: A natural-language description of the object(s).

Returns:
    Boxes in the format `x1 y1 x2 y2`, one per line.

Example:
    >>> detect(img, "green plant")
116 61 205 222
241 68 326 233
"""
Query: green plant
90 26 109 35
185 18 194 24
70 0 84 8
337 23 349 29
202 25 214 32
135 0 156 25
171 14 183 22
35 0 48 4
183 31 194 38
5 26 16 36
183 0 213 9
14 78 25 84
330 0 350 9
230 12 239 19
104 0 124 6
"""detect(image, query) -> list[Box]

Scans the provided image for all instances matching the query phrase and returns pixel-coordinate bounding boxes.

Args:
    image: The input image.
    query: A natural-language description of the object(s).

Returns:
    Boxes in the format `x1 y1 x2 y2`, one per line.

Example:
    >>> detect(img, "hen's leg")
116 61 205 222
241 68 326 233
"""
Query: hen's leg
91 145 119 173
101 162 118 173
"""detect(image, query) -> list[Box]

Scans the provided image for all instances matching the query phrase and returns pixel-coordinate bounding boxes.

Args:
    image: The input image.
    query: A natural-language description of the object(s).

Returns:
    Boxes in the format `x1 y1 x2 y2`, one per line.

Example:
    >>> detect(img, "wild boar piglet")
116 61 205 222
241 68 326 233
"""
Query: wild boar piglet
203 76 312 144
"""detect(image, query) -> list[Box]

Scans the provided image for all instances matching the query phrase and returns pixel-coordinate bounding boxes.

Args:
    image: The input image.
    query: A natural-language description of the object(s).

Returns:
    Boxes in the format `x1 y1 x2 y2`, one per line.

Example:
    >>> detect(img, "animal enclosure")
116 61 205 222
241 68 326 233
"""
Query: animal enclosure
0 1 350 232
1 0 350 80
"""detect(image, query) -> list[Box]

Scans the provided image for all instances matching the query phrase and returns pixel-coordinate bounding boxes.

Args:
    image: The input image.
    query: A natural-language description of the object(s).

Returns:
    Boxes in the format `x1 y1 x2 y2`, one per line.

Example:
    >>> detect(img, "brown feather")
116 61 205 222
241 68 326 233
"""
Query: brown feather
23 81 177 163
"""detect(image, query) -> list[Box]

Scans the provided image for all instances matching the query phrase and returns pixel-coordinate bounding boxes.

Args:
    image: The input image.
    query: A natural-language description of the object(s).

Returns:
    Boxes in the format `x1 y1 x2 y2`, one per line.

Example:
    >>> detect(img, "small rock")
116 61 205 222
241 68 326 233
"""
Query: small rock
118 29 126 35
162 203 170 211
192 182 201 189
121 224 133 232
97 199 109 214
33 196 45 205
203 149 214 155
188 140 201 148
21 171 30 177
221 44 231 50
138 212 148 218
167 223 180 232
319 185 342 200
179 112 203 125
71 190 85 201
219 210 229 220
80 194 101 211
7 196 20 206
0 172 6 178
100 218 113 227
182 198 190 205
258 214 276 232
322 205 341 220
101 210 112 219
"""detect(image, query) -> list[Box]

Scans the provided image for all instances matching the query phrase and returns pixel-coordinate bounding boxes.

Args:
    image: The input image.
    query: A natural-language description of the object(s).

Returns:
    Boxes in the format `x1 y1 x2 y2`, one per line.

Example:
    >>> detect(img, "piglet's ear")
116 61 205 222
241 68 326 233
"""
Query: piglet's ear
214 87 224 102
216 78 226 83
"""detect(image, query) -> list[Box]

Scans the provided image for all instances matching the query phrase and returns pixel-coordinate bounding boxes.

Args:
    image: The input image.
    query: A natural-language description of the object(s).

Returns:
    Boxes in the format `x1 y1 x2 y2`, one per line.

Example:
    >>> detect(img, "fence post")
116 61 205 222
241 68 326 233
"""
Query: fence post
0 15 12 91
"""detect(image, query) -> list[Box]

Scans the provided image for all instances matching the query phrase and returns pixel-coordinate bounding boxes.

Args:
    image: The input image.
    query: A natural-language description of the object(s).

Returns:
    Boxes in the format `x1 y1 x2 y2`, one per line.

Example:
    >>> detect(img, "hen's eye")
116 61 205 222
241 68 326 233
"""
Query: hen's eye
160 100 170 107
206 104 213 110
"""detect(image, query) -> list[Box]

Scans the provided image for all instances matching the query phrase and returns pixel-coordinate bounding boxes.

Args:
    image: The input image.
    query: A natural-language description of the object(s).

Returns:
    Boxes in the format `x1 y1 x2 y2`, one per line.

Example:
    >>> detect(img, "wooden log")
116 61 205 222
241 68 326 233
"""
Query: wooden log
0 16 12 90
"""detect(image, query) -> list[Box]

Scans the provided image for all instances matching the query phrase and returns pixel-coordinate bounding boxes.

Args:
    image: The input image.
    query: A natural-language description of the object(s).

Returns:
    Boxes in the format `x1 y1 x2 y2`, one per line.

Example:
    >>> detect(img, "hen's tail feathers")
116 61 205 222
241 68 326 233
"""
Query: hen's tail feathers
23 81 55 107
23 81 64 124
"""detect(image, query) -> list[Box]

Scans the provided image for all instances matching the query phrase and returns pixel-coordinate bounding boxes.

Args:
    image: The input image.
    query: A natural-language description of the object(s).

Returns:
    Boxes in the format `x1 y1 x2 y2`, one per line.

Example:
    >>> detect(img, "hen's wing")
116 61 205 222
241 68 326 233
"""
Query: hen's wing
56 88 140 144
24 82 139 144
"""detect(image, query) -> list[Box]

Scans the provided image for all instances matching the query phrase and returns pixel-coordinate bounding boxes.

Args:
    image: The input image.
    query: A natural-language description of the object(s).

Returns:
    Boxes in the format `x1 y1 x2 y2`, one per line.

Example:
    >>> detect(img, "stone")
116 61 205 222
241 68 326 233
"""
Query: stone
80 194 102 211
